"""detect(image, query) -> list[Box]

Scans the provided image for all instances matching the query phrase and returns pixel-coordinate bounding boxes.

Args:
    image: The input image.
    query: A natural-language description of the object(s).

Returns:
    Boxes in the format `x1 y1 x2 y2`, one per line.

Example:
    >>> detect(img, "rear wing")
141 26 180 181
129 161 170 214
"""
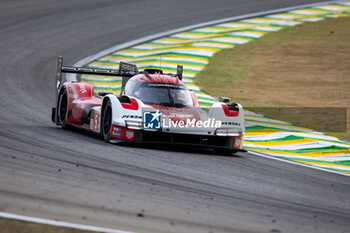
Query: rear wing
55 56 184 96
55 57 138 99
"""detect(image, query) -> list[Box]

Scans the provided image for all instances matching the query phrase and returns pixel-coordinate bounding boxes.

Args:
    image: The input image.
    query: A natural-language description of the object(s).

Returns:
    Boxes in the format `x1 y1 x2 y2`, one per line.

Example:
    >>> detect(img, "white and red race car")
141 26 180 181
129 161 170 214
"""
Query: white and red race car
52 57 246 154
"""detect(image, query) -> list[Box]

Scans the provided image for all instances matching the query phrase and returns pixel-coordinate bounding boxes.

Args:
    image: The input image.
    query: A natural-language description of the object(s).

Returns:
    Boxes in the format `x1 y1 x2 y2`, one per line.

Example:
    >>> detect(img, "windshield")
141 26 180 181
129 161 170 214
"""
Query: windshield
134 85 193 107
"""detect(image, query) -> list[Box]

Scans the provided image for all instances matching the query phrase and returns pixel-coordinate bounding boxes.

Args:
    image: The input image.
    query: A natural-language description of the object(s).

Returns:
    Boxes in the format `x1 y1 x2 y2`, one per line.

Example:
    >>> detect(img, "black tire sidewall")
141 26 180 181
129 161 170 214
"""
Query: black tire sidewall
102 101 112 142
58 88 69 130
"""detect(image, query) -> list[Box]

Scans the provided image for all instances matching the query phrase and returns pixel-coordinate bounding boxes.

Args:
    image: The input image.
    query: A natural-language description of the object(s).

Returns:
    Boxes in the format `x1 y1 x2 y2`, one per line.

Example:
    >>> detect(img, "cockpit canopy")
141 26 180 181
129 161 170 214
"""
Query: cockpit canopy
123 75 193 107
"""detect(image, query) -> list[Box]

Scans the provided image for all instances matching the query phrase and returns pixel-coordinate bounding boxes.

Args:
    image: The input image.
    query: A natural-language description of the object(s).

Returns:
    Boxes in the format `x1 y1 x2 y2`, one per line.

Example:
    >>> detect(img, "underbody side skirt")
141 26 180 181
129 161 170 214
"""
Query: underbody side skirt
130 131 247 152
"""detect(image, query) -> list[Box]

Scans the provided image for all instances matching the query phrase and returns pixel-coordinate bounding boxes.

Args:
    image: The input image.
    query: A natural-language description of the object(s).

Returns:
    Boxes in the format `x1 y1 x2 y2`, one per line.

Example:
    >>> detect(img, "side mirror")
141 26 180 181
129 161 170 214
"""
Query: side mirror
219 97 230 103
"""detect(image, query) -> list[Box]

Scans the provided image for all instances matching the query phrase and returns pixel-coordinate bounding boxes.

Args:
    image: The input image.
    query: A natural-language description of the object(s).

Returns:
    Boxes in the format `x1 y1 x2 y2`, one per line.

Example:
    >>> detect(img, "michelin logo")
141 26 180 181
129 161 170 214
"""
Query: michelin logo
143 110 161 129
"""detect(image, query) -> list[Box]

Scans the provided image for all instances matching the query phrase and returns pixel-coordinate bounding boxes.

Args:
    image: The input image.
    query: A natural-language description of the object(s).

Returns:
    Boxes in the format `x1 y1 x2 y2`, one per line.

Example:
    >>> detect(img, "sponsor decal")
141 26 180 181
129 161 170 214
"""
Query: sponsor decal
143 110 162 129
79 83 87 94
222 122 241 126
112 131 122 137
126 131 134 139
234 136 243 149
113 126 121 132
148 83 183 88
122 115 142 119
112 126 122 137
93 112 99 131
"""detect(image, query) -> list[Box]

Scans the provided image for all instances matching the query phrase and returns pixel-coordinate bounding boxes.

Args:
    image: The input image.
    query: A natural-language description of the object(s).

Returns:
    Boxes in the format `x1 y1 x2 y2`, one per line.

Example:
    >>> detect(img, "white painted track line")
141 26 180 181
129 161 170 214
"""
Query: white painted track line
0 212 135 233
248 151 350 177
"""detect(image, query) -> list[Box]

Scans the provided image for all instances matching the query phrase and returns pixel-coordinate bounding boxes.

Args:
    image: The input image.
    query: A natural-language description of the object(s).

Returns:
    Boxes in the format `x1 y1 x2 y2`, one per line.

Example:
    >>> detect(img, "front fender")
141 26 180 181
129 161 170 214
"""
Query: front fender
208 102 245 134
102 95 146 128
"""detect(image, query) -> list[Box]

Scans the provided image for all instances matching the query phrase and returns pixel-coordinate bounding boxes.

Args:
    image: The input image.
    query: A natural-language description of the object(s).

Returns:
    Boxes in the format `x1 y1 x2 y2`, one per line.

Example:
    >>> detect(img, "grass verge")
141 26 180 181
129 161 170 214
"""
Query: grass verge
195 17 350 141
0 217 98 233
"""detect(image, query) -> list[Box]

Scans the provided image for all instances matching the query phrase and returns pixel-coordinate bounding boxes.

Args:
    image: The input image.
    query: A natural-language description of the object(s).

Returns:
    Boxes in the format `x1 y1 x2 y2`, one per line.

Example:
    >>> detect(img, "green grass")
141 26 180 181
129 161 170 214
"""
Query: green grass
195 17 350 141
0 217 99 233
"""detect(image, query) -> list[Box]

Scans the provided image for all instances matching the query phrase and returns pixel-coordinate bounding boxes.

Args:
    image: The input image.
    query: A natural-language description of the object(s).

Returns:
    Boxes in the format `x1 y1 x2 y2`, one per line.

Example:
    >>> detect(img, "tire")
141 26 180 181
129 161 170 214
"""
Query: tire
102 100 112 142
57 88 70 130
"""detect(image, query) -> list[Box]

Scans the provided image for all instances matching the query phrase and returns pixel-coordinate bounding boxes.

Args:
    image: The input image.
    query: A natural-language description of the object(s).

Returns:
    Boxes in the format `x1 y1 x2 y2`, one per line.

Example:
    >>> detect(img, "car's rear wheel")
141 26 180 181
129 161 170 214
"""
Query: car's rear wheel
102 100 112 142
57 88 70 130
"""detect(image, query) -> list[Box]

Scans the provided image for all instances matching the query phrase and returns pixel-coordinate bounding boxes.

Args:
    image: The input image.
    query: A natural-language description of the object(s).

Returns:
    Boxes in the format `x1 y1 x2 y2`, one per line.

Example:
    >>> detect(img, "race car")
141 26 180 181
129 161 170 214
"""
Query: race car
51 56 246 154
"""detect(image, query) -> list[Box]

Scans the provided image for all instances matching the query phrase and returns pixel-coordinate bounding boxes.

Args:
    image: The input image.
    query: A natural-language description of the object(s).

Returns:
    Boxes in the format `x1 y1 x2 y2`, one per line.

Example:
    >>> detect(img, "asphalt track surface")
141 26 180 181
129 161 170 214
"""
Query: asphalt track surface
0 1 349 233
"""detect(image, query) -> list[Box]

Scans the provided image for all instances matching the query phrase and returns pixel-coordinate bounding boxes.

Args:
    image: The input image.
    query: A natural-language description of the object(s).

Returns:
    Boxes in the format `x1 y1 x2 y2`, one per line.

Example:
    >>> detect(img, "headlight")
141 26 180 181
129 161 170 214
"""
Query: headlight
125 120 143 130
215 128 242 136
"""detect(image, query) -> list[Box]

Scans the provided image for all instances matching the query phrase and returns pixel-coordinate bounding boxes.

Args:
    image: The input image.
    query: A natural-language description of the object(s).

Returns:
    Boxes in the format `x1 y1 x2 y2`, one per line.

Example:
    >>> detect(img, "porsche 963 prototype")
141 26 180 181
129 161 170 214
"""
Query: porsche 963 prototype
51 57 246 154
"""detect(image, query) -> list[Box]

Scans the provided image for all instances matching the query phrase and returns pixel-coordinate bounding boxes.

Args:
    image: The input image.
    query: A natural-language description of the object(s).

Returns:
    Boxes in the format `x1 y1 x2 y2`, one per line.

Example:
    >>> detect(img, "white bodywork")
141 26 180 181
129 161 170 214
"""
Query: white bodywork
90 94 245 138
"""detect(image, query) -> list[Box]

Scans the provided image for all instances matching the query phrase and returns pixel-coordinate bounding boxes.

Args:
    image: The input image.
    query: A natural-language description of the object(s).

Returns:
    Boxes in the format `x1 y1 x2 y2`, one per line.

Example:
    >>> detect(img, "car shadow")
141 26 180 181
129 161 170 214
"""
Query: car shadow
117 141 243 157
49 125 243 157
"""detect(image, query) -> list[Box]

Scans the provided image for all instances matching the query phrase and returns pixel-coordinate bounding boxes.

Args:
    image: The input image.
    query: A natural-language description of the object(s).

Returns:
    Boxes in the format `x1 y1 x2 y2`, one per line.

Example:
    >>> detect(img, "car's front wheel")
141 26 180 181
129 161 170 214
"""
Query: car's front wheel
102 100 112 142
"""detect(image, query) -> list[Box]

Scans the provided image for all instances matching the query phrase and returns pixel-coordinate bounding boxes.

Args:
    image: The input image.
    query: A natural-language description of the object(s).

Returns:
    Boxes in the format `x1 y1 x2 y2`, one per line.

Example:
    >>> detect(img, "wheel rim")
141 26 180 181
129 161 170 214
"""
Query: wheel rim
103 106 112 137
